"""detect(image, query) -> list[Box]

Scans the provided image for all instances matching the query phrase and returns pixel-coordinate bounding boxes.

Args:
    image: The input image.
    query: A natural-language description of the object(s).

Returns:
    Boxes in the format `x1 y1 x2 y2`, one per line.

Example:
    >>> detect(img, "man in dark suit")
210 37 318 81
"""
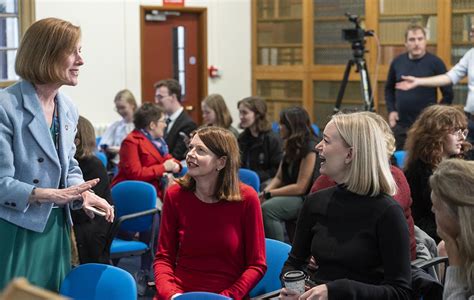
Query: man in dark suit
154 79 197 160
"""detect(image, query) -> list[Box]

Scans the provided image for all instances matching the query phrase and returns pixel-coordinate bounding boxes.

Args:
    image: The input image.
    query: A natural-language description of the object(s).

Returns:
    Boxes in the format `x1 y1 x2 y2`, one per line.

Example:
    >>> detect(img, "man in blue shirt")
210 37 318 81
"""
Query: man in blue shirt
385 24 453 149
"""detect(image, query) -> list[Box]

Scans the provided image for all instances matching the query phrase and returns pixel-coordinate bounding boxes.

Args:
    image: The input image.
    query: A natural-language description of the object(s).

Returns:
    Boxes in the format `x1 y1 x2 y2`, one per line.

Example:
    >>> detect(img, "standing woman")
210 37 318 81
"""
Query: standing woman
281 112 411 299
404 105 470 243
261 106 318 242
154 127 266 299
201 93 239 138
430 159 474 300
238 96 282 188
99 89 137 166
0 18 114 291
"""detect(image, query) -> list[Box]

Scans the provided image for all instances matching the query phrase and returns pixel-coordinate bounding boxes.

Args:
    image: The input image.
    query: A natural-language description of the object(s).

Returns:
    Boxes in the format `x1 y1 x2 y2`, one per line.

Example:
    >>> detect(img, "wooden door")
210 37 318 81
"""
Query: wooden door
141 6 207 123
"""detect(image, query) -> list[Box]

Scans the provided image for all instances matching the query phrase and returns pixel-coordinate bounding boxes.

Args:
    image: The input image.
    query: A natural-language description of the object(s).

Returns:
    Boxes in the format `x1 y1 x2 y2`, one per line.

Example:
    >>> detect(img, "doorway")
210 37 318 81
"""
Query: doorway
140 6 207 124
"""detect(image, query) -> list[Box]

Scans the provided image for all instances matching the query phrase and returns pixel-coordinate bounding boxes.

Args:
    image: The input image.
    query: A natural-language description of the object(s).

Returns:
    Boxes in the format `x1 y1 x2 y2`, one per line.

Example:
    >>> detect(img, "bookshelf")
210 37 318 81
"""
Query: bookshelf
252 0 471 129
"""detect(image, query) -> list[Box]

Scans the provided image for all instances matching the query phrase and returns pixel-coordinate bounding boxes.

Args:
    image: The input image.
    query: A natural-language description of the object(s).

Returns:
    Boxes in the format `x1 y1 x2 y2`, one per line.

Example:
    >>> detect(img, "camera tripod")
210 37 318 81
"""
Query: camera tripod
334 47 374 113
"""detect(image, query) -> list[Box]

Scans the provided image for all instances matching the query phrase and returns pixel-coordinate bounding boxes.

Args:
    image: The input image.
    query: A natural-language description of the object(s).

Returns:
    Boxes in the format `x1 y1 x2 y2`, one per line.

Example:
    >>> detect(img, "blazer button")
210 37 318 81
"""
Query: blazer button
38 157 44 162
4 202 10 206
33 179 39 184
11 203 16 207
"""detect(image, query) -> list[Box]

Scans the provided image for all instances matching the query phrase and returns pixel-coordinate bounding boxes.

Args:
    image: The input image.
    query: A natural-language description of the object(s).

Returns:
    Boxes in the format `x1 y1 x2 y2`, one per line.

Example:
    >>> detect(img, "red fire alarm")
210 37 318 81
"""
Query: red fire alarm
208 65 220 78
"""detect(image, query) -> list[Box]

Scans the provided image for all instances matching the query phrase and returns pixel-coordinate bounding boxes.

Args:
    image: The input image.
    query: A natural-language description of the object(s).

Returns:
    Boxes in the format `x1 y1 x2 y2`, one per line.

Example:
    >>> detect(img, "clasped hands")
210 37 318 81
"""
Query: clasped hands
280 284 328 300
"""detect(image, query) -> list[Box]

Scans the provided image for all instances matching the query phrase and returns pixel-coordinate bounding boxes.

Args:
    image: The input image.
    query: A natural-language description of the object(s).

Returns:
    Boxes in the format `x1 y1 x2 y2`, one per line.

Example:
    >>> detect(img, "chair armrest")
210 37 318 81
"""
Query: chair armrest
250 289 281 299
412 256 449 270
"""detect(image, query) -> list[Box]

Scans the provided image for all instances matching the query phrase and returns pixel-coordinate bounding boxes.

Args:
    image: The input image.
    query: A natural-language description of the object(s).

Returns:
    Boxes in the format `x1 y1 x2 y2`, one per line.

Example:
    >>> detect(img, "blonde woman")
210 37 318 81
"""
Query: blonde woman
430 159 474 299
281 112 411 299
201 93 239 138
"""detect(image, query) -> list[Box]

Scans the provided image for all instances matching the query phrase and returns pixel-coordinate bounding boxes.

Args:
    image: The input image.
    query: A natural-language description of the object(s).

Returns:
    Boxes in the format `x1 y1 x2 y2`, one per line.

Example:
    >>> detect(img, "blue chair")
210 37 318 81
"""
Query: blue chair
394 150 407 169
96 136 102 148
60 263 137 300
238 168 260 192
272 121 280 133
106 181 159 264
176 165 188 178
249 238 292 298
95 151 108 168
311 123 320 136
175 292 231 300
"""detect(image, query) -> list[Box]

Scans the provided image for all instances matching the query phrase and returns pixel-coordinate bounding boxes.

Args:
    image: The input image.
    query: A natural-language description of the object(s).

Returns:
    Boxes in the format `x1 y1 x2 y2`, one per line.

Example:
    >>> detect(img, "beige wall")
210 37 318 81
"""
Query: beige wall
35 0 251 130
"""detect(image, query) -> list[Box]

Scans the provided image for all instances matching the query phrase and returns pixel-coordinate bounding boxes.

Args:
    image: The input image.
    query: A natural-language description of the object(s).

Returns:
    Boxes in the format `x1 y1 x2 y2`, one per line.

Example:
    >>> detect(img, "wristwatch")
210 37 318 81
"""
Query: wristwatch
264 191 272 200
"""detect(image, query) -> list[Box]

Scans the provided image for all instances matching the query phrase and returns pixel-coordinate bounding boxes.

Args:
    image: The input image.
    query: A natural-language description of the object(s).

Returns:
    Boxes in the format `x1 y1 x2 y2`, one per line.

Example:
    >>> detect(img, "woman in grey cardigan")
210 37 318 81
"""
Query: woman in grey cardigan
430 159 474 300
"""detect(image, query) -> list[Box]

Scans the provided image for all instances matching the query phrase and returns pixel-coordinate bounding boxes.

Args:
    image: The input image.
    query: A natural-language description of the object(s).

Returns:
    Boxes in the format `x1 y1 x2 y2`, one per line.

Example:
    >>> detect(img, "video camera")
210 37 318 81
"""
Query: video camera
342 13 373 43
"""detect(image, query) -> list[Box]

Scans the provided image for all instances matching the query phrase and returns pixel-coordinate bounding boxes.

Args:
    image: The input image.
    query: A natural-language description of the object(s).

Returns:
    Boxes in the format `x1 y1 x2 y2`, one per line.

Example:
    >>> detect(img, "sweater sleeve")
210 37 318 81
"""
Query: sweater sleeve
153 189 184 299
443 266 473 300
221 187 267 298
385 60 398 113
119 138 167 181
447 49 472 85
434 57 454 105
326 204 412 300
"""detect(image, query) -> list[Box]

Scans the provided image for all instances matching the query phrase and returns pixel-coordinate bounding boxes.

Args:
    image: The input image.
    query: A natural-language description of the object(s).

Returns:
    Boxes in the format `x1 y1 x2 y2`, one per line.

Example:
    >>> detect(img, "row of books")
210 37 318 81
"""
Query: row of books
314 48 353 65
313 0 364 17
379 16 437 43
314 21 356 44
259 47 303 65
379 0 437 15
257 0 302 19
453 84 468 105
257 22 302 44
452 0 474 11
452 15 474 42
452 46 471 63
258 81 302 98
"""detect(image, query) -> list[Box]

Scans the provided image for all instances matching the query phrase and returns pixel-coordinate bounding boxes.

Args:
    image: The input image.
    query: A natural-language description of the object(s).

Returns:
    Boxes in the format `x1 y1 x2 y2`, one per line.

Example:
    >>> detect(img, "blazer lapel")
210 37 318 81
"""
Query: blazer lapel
57 94 76 173
21 81 60 164
166 111 183 142
137 131 164 162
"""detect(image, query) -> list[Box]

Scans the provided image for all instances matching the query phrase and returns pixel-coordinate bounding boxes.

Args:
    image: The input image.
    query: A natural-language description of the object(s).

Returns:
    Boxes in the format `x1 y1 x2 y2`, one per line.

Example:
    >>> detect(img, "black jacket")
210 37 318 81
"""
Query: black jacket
238 129 282 184
165 110 197 161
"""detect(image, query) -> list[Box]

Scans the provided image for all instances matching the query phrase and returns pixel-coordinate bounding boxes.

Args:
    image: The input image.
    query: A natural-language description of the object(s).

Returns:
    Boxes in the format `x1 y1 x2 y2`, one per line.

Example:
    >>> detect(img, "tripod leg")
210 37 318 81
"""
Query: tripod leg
356 59 374 111
334 60 353 113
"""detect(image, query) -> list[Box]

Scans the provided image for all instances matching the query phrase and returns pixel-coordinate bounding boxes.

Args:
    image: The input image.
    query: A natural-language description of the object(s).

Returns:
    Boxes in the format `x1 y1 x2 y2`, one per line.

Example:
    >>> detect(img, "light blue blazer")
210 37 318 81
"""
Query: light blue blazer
0 80 84 232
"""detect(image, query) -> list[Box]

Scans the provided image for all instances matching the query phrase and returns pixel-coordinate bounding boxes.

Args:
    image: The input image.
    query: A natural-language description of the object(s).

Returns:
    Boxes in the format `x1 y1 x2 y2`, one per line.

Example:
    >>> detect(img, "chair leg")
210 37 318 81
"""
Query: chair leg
111 258 121 266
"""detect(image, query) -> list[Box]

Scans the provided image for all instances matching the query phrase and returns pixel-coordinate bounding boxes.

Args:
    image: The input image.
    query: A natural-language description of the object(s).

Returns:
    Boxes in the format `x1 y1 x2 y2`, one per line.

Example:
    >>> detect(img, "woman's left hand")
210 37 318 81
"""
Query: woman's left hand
299 284 328 300
438 228 462 266
81 191 114 222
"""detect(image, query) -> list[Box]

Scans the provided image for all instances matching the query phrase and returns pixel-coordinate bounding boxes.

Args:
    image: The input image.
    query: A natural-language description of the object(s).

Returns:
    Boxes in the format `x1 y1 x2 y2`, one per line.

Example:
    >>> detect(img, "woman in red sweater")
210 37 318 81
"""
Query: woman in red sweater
153 126 267 300
310 111 416 260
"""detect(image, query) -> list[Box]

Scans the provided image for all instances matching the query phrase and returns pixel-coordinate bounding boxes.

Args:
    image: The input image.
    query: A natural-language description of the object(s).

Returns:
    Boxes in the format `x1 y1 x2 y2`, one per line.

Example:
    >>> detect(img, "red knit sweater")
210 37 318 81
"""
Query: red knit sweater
310 165 417 260
153 184 267 300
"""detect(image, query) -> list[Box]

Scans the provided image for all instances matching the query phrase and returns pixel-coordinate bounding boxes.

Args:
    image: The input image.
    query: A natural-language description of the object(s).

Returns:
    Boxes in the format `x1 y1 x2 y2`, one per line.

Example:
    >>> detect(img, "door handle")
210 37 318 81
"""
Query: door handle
184 105 194 111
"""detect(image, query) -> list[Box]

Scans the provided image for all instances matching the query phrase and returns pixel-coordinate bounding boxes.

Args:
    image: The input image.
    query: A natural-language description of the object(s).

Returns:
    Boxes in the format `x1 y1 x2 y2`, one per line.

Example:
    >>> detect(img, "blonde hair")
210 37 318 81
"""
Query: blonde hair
16 18 81 84
202 94 233 128
359 111 396 157
429 159 474 293
332 112 397 196
115 89 138 111
177 126 241 201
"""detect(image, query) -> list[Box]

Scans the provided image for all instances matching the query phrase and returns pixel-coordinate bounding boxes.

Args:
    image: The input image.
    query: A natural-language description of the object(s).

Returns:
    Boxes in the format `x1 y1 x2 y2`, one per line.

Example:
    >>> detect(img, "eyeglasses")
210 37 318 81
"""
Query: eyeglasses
155 94 170 101
452 128 469 139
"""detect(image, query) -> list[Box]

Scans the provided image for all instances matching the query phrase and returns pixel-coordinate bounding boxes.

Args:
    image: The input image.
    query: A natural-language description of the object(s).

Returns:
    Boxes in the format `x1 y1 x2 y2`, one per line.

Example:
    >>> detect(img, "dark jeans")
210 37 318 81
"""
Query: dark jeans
393 124 408 151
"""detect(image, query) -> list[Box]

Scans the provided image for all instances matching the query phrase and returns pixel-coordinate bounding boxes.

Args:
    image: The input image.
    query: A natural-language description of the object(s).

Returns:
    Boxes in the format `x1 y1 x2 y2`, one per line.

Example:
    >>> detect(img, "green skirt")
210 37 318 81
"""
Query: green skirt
0 208 71 292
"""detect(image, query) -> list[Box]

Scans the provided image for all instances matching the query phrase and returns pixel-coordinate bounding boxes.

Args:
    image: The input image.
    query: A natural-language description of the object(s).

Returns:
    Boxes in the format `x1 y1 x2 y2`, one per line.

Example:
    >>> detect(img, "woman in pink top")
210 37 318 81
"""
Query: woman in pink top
153 126 266 300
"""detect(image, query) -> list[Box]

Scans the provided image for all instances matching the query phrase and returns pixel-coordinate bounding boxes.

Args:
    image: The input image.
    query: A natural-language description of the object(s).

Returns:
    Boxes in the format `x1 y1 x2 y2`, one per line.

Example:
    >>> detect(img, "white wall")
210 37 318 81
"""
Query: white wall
35 0 251 129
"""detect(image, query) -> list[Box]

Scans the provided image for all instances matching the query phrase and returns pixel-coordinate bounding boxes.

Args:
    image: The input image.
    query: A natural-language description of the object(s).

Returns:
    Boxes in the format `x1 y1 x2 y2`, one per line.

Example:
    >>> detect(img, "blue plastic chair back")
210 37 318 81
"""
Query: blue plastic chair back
394 150 407 169
175 292 231 300
311 124 320 136
111 180 157 232
60 263 137 300
96 136 102 147
95 151 107 168
238 168 260 192
272 121 280 133
249 238 291 298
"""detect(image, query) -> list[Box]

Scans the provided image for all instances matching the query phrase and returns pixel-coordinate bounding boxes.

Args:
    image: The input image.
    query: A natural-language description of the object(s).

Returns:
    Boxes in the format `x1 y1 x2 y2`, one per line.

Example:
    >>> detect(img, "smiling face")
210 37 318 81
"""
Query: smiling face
148 115 167 139
315 121 352 183
61 43 84 86
201 102 216 125
115 98 135 121
238 104 256 129
186 134 226 179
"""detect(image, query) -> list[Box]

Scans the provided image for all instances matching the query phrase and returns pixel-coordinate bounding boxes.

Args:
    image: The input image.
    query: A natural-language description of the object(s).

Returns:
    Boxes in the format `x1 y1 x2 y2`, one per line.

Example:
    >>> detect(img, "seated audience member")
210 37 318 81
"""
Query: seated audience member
238 96 282 188
73 116 113 264
201 93 239 138
154 79 197 161
154 127 266 299
430 159 474 300
99 89 137 166
281 112 411 299
112 103 180 199
404 105 471 243
261 107 317 242
310 111 416 260
112 103 181 295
